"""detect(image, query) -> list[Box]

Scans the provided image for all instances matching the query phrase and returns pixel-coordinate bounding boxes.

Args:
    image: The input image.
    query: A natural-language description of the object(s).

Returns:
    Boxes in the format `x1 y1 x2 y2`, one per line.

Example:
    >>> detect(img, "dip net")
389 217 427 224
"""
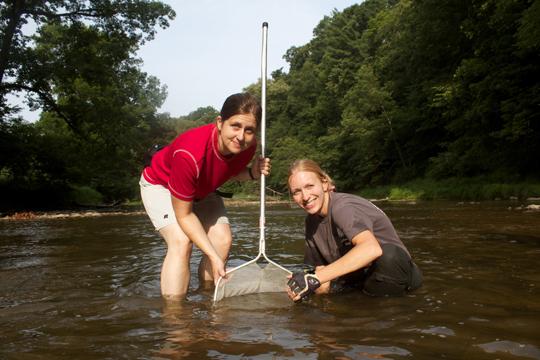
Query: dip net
213 250 291 302
213 23 291 303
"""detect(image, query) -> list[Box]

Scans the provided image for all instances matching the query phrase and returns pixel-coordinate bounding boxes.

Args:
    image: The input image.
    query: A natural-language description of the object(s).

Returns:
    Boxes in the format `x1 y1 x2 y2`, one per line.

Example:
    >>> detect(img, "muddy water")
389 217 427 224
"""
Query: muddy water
1 201 539 359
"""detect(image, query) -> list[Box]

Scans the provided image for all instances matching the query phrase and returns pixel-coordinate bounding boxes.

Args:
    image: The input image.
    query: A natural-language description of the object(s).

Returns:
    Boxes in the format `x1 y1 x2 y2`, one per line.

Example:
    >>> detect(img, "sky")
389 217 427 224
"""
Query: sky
12 0 360 121
139 0 360 117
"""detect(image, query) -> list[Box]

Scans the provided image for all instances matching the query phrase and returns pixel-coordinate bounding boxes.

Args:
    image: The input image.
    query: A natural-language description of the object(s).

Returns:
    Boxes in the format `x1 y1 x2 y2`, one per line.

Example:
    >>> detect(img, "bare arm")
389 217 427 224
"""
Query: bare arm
315 230 383 284
287 229 383 301
171 196 225 282
232 156 271 181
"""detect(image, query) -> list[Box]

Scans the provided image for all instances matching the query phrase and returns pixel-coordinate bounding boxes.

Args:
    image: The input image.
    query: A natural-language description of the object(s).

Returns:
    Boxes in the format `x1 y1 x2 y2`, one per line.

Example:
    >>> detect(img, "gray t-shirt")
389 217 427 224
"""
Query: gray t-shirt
304 192 410 266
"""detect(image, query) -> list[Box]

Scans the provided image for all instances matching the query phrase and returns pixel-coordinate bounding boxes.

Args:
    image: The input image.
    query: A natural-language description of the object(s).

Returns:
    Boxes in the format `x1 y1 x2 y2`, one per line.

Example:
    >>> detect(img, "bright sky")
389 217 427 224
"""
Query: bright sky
12 0 360 121
139 0 359 117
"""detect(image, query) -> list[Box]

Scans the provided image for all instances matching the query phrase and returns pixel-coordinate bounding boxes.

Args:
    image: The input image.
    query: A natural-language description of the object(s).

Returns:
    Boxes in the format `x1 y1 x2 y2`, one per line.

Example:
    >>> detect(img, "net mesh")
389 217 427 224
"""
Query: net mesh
213 260 290 302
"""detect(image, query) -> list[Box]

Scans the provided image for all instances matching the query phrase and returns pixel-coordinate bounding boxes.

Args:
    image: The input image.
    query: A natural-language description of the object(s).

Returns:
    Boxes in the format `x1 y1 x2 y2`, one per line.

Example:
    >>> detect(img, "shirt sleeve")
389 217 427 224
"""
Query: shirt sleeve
168 150 198 201
332 199 373 241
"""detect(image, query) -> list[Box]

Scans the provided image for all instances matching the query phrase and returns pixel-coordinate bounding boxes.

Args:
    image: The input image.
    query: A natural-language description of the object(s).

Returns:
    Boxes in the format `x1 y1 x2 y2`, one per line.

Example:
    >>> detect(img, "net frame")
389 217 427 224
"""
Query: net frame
213 22 291 303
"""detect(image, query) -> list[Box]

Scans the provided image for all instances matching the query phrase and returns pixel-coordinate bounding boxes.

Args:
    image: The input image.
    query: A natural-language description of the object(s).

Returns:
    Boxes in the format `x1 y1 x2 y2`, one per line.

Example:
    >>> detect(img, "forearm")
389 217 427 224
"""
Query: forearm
177 213 220 258
315 232 382 284
232 167 255 182
232 157 270 181
178 212 222 261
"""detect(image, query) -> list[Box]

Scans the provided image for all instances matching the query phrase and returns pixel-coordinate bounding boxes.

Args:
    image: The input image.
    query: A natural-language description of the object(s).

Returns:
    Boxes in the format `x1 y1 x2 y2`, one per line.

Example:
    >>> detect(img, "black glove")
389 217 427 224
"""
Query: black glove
287 271 321 302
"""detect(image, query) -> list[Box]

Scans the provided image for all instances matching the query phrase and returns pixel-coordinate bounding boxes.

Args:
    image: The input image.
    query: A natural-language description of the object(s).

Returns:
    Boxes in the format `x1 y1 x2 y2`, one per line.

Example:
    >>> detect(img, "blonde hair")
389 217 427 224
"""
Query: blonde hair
287 159 335 191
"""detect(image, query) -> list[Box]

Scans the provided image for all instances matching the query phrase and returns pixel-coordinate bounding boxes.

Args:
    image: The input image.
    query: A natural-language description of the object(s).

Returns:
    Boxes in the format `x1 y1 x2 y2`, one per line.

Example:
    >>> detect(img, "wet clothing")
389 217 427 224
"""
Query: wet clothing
303 192 422 296
142 123 256 201
361 243 423 296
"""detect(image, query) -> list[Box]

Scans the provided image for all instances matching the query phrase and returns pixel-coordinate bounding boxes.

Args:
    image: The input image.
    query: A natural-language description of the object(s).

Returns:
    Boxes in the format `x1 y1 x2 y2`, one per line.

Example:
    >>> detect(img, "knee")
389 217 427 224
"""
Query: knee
377 243 405 268
365 243 422 296
208 225 232 249
160 225 192 255
168 236 192 254
211 232 232 260
218 232 232 247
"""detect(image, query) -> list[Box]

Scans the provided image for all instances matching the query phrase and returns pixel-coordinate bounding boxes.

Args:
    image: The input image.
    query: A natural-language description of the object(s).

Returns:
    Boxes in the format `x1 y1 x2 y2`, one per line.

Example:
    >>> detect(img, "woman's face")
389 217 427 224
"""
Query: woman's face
288 171 330 216
216 113 257 155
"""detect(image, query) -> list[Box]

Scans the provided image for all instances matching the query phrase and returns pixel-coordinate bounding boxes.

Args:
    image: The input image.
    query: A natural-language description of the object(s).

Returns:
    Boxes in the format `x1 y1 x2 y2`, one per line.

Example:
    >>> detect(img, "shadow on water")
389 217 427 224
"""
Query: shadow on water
1 201 539 359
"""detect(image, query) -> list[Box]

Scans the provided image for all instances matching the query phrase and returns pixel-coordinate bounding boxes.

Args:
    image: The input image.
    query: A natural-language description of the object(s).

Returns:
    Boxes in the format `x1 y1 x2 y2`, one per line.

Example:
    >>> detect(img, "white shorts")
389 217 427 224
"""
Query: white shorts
139 175 229 231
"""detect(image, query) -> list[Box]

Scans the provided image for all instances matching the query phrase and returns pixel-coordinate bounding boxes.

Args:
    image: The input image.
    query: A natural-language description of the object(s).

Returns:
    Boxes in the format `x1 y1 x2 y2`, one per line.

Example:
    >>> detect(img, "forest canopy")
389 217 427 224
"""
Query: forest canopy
1 0 538 210
262 0 539 191
0 0 175 209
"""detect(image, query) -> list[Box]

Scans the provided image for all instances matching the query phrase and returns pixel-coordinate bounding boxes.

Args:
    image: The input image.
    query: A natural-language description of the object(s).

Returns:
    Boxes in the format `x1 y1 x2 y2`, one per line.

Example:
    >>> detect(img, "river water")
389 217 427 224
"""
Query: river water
1 201 539 359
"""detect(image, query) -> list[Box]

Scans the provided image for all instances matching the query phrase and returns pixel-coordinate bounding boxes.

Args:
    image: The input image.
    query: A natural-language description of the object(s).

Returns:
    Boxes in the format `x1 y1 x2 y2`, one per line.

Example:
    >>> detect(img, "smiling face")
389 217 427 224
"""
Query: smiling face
288 170 330 216
216 113 257 155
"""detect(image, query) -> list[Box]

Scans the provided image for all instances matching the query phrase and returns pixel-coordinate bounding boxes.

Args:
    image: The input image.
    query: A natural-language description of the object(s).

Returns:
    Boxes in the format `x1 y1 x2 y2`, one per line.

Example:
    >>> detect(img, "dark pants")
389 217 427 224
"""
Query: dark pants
345 243 423 297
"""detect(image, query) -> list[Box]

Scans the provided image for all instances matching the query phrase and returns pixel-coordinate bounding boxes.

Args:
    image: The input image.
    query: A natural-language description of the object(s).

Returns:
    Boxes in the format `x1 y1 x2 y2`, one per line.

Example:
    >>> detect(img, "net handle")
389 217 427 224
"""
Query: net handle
259 22 268 256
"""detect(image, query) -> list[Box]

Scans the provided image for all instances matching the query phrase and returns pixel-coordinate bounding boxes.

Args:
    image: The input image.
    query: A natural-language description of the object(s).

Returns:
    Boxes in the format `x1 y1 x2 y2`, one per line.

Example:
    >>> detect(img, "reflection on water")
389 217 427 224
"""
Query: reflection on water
1 201 539 359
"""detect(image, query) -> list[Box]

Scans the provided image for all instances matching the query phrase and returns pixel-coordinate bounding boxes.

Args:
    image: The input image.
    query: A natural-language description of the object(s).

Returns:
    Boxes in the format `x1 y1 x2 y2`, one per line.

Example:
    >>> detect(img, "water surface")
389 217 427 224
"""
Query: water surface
1 201 539 359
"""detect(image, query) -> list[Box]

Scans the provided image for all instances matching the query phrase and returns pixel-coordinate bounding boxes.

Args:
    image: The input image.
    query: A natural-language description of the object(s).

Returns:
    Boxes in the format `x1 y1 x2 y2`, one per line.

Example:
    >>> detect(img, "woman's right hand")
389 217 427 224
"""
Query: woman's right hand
211 256 227 284
253 156 271 178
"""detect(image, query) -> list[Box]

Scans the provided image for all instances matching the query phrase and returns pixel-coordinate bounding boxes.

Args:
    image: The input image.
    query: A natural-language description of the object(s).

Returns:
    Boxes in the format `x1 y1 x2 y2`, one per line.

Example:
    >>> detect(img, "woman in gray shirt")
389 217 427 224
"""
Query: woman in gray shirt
287 159 422 302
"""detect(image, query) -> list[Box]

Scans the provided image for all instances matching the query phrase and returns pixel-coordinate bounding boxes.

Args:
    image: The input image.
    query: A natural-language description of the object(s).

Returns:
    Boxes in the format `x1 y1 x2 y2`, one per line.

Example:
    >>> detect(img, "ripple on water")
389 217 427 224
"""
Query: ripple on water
1 202 539 359
420 325 456 337
477 340 540 359
339 345 411 359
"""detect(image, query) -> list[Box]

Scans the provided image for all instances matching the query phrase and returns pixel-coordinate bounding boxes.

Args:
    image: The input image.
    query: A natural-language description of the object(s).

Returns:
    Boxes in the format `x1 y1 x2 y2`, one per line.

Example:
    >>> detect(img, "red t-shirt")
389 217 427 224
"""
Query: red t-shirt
142 123 256 201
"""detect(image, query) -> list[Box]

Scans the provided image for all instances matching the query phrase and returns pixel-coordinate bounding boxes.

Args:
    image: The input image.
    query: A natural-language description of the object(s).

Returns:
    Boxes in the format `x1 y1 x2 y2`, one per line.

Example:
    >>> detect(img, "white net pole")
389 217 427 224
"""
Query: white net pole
212 23 290 303
259 22 268 256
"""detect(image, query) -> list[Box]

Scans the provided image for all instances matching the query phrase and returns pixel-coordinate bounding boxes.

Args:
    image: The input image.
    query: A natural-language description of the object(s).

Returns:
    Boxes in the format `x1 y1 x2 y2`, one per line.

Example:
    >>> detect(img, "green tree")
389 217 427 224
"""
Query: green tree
428 0 540 179
171 106 219 134
267 136 321 191
32 22 169 199
0 0 174 119
362 0 473 180
0 1 174 209
269 0 539 189
334 64 407 187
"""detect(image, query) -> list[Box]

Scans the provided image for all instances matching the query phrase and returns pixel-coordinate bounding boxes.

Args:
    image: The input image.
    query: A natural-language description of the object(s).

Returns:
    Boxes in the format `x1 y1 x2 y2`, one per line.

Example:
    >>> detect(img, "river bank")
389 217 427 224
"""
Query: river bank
2 198 539 221
356 178 540 201
3 177 540 221
0 198 291 221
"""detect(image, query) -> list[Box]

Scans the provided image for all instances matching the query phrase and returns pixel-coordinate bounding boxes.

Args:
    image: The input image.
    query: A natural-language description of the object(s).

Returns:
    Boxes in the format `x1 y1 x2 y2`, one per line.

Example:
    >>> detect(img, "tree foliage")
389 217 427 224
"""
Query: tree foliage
0 0 174 117
171 106 219 134
1 0 539 210
263 0 540 191
0 1 174 210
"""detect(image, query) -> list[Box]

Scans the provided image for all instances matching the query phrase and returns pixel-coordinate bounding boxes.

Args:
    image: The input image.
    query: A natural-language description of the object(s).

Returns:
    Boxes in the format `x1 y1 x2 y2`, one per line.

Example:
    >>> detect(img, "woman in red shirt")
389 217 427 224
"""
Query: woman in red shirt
140 93 270 299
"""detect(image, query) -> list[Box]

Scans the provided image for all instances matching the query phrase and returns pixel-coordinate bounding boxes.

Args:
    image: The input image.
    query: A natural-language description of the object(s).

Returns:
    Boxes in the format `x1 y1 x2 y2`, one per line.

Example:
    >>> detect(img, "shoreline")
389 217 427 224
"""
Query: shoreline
2 198 539 221
0 199 293 221
0 209 147 221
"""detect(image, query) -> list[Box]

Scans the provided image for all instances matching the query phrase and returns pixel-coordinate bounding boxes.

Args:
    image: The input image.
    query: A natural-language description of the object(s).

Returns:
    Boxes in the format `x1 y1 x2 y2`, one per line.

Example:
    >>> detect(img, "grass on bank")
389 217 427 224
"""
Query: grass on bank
219 178 540 203
7 177 538 213
64 178 540 207
356 178 540 201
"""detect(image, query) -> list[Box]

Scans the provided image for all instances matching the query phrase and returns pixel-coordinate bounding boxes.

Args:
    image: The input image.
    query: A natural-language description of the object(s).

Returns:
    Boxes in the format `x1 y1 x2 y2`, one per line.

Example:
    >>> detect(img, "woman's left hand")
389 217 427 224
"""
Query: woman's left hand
253 157 271 178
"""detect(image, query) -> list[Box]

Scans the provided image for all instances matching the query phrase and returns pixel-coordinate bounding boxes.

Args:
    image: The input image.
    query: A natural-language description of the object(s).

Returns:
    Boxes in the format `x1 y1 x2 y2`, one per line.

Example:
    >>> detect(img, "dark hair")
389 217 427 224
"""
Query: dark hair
220 93 262 125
